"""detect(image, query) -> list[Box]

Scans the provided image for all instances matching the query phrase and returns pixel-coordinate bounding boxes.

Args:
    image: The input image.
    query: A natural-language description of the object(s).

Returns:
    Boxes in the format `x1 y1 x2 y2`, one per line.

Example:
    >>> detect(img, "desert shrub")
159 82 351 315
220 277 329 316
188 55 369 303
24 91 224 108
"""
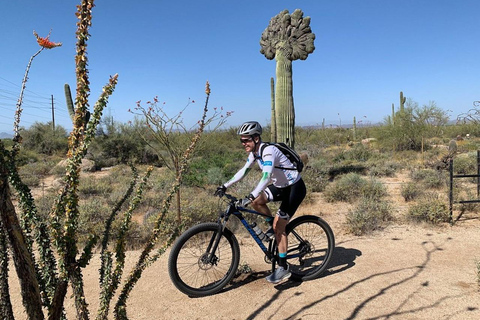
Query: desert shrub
410 169 447 189
77 199 150 249
183 148 244 187
375 102 449 151
15 149 40 166
17 160 55 187
346 197 393 235
407 193 449 224
452 153 477 175
368 160 401 177
335 143 374 162
302 159 329 193
206 166 226 185
401 182 424 202
78 175 114 197
323 173 387 203
20 122 68 155
362 178 388 199
90 119 155 166
323 173 367 203
77 200 111 244
456 189 480 214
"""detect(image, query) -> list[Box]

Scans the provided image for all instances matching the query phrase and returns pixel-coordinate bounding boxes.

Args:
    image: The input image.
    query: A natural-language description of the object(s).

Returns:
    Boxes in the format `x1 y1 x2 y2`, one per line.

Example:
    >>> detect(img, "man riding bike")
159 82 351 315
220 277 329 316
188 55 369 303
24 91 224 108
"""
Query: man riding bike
215 121 307 283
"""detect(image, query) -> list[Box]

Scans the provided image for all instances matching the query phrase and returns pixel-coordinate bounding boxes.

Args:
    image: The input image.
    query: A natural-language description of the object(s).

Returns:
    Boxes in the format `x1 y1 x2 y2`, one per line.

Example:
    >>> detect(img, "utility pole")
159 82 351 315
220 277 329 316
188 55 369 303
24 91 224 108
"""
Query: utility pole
51 94 55 134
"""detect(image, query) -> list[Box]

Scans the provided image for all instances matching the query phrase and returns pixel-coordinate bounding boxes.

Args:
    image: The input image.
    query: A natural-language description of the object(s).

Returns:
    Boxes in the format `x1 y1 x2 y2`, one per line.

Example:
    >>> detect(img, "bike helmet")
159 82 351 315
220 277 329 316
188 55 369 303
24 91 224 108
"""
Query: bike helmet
237 121 262 136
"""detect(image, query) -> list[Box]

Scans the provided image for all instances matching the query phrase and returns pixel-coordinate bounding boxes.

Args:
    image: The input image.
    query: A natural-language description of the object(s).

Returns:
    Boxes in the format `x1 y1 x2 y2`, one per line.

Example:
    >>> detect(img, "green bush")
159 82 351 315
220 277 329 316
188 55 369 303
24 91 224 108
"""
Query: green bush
452 153 477 175
346 197 393 235
374 102 449 151
323 173 386 203
407 193 449 224
335 144 374 162
18 159 57 188
21 122 68 155
362 178 388 200
410 169 447 189
323 173 367 203
368 160 401 177
302 159 329 193
401 182 424 202
78 175 114 198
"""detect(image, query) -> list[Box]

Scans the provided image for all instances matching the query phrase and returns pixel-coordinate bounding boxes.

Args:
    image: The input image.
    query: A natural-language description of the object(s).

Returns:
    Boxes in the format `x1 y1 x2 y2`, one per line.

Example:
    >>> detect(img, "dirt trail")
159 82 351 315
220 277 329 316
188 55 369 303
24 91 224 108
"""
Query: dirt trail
8 173 480 319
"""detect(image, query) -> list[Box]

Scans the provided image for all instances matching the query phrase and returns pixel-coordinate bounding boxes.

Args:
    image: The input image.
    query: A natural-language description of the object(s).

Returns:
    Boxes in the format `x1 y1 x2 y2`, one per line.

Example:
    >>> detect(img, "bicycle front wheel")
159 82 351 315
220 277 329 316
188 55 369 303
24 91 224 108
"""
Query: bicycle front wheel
168 222 240 297
286 215 335 281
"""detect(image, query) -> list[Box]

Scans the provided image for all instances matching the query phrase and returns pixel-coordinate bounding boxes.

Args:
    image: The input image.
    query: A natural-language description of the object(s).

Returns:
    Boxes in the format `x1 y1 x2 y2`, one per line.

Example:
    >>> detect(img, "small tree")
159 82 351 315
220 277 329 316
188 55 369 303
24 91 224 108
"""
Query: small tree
376 99 449 151
131 95 231 221
260 9 315 148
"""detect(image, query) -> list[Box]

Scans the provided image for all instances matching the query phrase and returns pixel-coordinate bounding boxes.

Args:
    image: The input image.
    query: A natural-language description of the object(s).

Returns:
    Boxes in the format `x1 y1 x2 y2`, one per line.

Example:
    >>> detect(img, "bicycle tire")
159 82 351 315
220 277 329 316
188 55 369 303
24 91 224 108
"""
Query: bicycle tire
285 215 335 281
168 222 240 297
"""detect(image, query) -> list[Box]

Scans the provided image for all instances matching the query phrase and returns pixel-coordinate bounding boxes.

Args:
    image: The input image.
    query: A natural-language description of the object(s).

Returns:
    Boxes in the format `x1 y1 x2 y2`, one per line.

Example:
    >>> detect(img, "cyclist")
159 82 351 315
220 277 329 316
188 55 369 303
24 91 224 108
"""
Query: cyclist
215 121 306 284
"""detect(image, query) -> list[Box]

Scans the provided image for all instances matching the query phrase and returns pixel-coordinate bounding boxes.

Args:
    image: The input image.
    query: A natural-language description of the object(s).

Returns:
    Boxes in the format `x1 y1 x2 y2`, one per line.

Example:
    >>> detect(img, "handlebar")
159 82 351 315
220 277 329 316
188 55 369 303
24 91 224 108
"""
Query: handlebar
215 192 245 208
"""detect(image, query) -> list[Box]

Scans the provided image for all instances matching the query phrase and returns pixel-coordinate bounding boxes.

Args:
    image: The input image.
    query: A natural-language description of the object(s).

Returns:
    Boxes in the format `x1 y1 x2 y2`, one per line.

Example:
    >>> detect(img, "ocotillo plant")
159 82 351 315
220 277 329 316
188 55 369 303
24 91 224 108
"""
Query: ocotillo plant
260 9 315 149
114 82 213 319
0 29 61 320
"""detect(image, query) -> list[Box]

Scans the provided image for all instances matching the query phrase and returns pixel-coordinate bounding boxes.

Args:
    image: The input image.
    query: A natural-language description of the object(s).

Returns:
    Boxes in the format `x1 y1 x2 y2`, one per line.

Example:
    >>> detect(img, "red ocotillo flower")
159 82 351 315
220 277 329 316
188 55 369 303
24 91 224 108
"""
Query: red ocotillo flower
33 30 62 49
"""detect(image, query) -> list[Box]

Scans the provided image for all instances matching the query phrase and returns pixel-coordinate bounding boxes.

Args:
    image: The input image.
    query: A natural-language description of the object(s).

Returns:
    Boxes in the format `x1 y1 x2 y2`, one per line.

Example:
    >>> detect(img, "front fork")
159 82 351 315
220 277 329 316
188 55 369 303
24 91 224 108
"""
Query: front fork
204 214 230 264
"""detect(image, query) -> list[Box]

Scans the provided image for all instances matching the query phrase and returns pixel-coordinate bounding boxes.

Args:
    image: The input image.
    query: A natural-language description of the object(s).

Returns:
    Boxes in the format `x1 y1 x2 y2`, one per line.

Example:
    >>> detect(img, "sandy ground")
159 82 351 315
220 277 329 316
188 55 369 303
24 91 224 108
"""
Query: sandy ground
8 173 480 319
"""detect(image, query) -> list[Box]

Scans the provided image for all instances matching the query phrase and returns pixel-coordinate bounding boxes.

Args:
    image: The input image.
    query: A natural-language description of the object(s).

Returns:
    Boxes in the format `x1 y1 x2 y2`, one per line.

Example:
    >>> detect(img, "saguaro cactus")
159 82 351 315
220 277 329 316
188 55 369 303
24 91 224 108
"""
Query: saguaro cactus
353 116 357 141
400 91 406 111
260 9 315 148
270 77 276 142
64 83 90 125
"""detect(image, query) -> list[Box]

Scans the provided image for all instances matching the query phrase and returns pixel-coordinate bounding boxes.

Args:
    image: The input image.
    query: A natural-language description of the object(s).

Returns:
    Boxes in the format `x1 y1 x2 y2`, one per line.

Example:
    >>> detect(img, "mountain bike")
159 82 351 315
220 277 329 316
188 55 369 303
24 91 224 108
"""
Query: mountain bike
168 193 335 297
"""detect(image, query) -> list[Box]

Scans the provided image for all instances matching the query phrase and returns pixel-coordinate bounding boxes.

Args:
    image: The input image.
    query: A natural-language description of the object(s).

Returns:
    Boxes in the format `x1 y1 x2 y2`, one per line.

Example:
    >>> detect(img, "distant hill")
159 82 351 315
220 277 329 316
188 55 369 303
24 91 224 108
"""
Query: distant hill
0 132 13 139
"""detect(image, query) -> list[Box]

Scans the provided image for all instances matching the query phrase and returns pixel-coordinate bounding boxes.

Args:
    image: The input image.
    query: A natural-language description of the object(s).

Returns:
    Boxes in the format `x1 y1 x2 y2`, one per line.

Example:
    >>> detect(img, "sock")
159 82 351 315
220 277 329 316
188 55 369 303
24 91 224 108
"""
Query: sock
278 252 287 268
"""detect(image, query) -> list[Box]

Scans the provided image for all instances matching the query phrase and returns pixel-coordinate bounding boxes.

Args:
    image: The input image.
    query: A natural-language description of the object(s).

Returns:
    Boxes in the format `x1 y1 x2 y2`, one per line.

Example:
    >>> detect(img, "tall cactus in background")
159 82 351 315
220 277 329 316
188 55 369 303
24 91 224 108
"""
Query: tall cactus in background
270 77 276 142
260 9 315 148
391 103 395 125
353 116 357 141
400 91 406 111
65 83 90 125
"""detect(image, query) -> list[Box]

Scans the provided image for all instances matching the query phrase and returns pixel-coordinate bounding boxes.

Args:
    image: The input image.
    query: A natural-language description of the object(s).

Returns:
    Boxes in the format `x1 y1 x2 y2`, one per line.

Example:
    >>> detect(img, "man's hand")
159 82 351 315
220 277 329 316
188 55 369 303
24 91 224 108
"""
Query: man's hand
214 185 226 197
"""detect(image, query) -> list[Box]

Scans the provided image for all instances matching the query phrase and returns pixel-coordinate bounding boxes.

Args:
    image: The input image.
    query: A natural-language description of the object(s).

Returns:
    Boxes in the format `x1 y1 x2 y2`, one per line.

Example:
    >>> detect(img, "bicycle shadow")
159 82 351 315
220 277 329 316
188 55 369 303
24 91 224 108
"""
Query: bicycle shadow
275 246 362 290
202 246 362 296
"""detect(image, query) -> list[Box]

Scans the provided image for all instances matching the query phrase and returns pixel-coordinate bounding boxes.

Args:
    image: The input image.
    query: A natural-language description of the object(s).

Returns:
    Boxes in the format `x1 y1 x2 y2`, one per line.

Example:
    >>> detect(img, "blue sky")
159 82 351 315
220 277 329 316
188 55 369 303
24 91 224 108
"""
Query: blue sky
1 0 480 134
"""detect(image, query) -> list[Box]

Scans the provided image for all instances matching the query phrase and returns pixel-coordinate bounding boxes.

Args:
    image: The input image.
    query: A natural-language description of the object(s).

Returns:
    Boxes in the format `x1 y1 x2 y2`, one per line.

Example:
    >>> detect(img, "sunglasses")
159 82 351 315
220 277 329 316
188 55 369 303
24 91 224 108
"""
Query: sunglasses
240 138 253 144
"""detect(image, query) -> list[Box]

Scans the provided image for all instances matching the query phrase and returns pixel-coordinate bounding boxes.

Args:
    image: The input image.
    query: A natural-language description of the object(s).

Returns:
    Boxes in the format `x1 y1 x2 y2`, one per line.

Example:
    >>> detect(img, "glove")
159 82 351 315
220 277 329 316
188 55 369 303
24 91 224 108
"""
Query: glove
238 197 251 207
238 194 255 207
214 185 226 197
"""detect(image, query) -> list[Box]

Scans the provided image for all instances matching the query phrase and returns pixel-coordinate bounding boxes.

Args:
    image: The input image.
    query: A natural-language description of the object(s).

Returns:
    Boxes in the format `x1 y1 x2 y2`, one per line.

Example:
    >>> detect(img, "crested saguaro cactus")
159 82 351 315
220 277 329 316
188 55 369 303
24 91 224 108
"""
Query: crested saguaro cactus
260 9 315 148
270 77 276 142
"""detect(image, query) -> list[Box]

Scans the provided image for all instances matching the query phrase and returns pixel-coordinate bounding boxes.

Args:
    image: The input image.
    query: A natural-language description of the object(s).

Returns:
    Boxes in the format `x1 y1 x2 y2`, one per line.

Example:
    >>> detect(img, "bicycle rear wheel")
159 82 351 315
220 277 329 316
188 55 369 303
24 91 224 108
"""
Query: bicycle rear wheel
168 222 240 297
286 215 335 281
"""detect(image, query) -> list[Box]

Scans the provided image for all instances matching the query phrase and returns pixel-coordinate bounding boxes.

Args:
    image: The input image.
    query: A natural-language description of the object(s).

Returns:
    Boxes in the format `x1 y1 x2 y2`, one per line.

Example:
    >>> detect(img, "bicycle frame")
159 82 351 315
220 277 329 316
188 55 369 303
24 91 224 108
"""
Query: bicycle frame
213 194 277 265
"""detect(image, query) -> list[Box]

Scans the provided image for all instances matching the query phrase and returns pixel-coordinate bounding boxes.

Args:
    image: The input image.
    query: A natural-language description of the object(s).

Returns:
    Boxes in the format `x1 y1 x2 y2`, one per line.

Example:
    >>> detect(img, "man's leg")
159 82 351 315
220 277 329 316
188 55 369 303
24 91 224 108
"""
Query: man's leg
273 215 288 255
266 213 291 283
251 192 272 217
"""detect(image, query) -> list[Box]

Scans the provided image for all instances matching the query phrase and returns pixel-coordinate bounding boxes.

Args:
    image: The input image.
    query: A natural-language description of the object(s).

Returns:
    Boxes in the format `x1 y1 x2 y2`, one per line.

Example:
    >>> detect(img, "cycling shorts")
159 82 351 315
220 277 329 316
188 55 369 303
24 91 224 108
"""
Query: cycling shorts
264 178 306 219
